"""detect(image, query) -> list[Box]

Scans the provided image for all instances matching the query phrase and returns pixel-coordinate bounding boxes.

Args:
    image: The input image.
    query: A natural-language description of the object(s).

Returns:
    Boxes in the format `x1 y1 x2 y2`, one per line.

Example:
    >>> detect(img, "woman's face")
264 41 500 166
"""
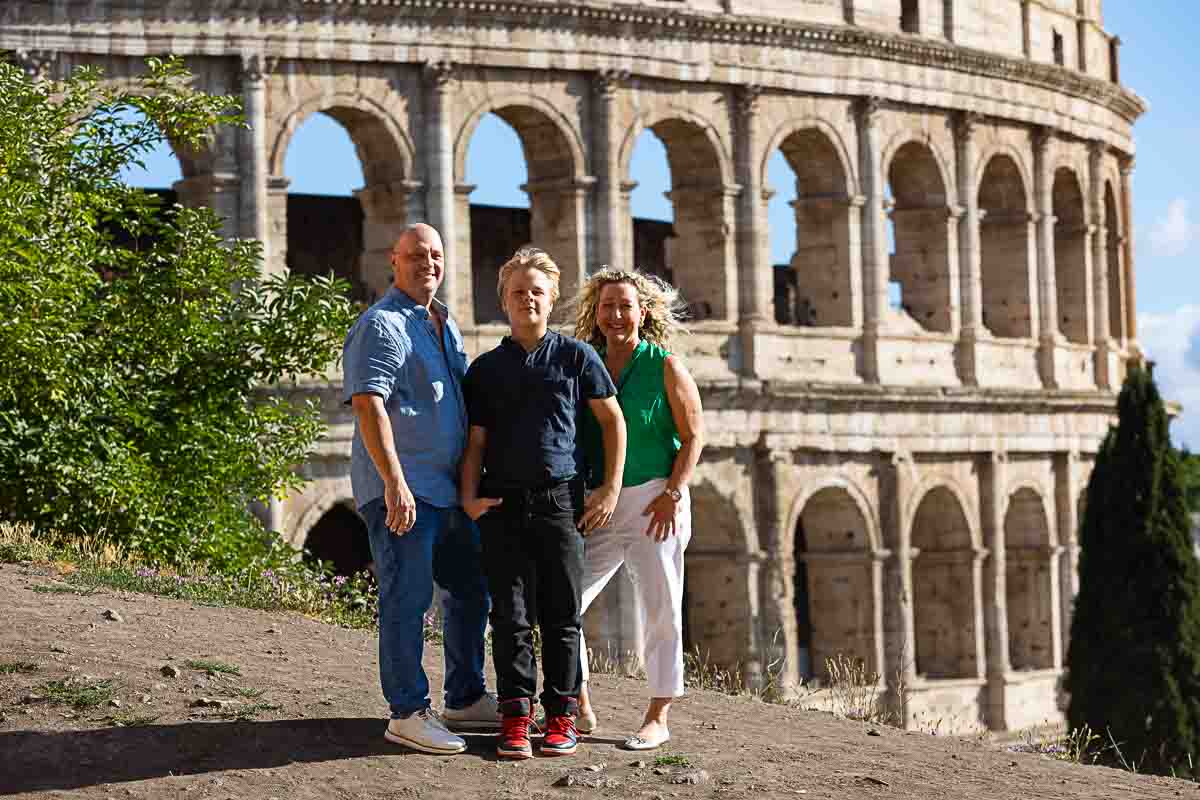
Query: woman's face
596 281 645 347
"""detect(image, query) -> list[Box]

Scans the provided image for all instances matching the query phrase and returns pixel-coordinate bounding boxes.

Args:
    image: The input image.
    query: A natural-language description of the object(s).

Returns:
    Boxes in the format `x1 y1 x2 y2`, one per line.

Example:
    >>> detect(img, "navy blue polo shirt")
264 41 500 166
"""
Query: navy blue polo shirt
464 330 616 491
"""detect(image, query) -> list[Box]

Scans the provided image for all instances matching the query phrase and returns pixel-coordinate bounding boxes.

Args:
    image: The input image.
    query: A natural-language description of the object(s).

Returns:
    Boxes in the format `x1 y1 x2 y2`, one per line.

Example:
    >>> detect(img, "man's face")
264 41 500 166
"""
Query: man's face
391 227 445 299
503 267 556 329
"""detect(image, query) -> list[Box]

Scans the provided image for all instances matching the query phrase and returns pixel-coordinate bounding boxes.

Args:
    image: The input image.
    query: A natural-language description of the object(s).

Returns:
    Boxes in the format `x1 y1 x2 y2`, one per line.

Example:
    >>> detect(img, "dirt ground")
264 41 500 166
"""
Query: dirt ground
1 561 1196 800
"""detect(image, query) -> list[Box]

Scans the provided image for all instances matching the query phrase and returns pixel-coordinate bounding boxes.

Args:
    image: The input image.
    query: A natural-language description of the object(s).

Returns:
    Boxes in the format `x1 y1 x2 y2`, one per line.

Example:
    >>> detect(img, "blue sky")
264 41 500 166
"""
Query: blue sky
122 1 1200 448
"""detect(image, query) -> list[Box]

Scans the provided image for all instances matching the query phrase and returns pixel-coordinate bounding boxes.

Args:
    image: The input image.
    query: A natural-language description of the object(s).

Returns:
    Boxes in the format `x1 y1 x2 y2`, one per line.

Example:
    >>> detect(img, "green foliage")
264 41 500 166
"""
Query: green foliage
36 678 117 710
1180 448 1200 513
184 658 241 676
0 58 358 569
1066 363 1200 777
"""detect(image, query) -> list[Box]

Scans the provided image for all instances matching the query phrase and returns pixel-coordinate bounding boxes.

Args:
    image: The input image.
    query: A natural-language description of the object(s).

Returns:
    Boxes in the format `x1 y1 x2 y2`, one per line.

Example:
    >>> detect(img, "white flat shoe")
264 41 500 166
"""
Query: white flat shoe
621 728 670 751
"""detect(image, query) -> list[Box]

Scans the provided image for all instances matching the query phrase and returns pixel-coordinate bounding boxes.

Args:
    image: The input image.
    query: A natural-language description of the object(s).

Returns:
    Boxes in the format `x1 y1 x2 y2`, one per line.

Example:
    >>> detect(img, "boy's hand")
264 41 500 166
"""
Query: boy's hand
464 496 503 521
579 484 619 533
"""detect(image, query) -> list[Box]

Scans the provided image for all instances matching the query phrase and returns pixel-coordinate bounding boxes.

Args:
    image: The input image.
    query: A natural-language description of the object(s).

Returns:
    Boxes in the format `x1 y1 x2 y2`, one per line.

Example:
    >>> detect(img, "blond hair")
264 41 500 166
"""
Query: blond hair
572 267 687 351
497 246 561 303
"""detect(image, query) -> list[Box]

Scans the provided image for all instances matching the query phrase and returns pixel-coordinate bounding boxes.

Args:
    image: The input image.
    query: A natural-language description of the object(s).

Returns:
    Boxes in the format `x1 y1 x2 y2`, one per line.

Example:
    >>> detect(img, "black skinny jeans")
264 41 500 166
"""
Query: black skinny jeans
479 478 584 717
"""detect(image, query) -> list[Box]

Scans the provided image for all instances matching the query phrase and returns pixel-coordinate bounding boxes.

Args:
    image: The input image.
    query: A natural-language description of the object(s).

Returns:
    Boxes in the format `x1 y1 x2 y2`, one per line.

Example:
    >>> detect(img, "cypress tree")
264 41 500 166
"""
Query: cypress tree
1066 362 1200 776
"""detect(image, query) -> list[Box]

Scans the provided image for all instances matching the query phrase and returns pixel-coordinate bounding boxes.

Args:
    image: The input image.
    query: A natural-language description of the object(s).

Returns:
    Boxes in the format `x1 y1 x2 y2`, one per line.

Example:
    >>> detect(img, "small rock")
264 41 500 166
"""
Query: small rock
153 683 167 691
267 626 281 634
707 723 718 730
139 694 153 704
669 770 709 786
191 697 238 710
160 665 181 678
49 643 70 654
1009 761 1018 767
108 699 122 708
653 767 671 776
867 729 881 737
631 760 648 769
552 774 616 789
20 694 44 704
584 763 606 772
101 609 123 623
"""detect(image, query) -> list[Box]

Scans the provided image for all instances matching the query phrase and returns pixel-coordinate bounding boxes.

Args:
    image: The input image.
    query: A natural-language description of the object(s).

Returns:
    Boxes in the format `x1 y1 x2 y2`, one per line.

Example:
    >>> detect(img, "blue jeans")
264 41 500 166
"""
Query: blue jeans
362 498 490 718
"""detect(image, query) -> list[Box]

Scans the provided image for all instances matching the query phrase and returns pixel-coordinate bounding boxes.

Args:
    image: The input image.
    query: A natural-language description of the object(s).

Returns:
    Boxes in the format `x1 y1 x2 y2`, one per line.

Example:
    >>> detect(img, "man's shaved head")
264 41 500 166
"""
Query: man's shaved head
390 223 445 306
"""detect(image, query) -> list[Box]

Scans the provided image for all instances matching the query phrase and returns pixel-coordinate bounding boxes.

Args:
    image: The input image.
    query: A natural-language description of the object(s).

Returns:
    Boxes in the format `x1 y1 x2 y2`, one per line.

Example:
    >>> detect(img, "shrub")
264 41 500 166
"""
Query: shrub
0 58 357 570
1066 363 1200 777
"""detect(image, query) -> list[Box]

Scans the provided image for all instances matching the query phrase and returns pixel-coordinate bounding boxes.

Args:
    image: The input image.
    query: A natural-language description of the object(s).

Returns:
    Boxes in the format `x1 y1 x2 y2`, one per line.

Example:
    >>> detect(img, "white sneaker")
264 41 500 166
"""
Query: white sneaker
442 692 502 731
384 708 467 754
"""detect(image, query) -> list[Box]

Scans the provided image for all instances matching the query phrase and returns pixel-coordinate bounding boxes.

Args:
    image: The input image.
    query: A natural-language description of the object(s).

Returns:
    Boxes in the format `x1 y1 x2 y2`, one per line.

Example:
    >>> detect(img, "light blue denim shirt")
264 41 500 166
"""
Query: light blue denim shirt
342 287 468 510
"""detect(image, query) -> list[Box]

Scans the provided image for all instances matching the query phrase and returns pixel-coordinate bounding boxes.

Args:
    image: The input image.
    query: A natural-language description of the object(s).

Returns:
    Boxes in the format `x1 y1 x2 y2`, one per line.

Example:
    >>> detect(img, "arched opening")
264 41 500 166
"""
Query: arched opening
681 481 752 670
770 129 854 327
628 130 675 284
283 112 369 299
1104 182 1126 342
1004 488 1055 670
277 106 412 302
464 113 529 325
461 104 582 326
117 109 185 192
1052 168 1089 344
794 488 877 682
302 502 372 578
627 118 733 322
910 487 978 679
978 155 1033 339
887 142 954 333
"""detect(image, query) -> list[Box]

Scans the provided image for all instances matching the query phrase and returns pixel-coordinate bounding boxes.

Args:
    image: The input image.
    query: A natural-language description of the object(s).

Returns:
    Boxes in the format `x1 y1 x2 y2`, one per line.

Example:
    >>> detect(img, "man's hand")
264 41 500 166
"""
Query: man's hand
579 484 619 534
641 492 679 542
385 478 417 535
464 496 503 521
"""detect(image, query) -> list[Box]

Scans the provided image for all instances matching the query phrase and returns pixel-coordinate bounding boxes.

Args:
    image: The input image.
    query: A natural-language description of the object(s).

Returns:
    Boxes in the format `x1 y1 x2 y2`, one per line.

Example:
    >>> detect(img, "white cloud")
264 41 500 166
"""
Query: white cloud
1149 198 1197 258
1139 305 1200 451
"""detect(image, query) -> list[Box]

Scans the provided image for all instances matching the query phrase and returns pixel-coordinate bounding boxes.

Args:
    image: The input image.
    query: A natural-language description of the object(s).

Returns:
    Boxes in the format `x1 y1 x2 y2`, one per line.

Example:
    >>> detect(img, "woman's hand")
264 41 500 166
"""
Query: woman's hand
579 484 619 534
641 492 679 542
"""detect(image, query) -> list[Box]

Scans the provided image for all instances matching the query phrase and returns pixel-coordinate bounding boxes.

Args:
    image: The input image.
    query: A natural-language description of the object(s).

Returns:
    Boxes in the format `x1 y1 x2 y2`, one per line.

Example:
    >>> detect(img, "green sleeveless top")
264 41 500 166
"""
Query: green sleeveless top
582 339 680 489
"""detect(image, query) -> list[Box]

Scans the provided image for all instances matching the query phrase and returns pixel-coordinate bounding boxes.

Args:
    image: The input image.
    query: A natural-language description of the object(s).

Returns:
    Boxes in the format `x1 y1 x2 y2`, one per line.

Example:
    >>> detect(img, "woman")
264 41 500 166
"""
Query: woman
573 268 704 751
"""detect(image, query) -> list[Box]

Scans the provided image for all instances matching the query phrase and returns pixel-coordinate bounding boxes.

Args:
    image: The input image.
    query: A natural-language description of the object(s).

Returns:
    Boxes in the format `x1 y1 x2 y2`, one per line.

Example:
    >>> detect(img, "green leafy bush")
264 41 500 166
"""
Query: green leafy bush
0 58 358 569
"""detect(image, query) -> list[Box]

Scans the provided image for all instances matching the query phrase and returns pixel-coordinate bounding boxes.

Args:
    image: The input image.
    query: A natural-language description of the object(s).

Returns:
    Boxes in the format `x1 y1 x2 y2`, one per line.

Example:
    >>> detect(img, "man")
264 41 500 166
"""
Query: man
343 223 496 755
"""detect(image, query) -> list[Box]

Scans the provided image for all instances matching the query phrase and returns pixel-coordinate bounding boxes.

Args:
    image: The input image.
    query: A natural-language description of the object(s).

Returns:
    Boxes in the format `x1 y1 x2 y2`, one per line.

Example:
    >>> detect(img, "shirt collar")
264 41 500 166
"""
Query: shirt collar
385 286 452 320
501 329 557 356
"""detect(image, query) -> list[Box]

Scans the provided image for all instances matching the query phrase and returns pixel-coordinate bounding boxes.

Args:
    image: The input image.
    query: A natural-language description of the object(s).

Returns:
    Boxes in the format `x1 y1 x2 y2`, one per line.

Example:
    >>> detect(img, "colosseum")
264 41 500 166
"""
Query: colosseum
2 0 1143 732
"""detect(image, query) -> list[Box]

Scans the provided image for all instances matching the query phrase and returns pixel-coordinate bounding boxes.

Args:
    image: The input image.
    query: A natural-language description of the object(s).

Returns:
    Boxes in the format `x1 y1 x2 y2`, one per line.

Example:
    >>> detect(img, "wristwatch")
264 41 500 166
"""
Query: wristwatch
663 487 682 502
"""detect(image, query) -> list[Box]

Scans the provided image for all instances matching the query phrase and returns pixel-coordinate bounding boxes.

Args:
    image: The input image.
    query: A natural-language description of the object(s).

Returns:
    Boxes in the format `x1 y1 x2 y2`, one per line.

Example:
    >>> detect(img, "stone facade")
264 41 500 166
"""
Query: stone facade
1 0 1144 732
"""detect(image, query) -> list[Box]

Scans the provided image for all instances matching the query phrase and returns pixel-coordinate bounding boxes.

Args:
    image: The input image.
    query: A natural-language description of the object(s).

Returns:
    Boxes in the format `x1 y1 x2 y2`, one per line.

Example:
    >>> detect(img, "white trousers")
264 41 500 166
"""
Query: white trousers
579 478 691 698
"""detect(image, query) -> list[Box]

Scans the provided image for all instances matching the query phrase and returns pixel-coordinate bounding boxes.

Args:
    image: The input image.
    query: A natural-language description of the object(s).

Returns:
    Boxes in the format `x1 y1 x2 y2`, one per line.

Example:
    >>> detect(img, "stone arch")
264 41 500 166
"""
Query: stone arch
291 481 371 578
977 153 1034 339
904 473 981 550
973 143 1034 207
1003 487 1056 670
909 485 982 679
885 138 956 333
1104 181 1126 341
1052 167 1089 345
763 122 858 328
683 478 758 672
786 477 881 555
620 106 737 322
791 485 881 681
456 95 589 325
270 92 418 299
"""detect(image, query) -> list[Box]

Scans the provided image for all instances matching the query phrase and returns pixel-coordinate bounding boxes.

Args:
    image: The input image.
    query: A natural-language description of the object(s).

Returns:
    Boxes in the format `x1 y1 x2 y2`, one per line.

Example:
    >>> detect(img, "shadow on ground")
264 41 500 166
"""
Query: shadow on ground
0 717 506 794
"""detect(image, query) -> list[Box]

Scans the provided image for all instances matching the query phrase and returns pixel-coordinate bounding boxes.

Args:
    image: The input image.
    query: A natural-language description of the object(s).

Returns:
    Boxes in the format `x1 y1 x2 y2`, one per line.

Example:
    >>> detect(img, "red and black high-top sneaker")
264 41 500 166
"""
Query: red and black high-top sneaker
496 699 534 760
540 714 578 756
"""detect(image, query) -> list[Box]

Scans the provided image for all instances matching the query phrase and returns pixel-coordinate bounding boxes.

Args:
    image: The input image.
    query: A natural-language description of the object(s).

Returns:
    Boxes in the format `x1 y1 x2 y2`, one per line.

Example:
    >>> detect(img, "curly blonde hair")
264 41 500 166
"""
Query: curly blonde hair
572 267 687 351
497 246 561 303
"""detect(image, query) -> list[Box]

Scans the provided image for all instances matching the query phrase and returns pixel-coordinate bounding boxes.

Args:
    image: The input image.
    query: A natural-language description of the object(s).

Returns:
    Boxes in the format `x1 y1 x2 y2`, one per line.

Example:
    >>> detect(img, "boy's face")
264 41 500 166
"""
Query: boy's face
503 266 556 330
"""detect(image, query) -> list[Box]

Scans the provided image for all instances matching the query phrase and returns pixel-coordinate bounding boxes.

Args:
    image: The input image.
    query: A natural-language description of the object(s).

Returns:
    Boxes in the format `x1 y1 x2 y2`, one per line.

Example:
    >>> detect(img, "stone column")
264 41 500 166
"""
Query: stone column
1054 451 1081 659
453 183 476 327
424 61 458 314
1089 141 1115 388
1032 127 1059 388
593 70 628 270
734 85 772 379
882 452 917 724
524 176 595 305
266 176 290 277
981 452 1012 728
1120 156 1137 343
857 97 887 384
355 180 424 299
239 53 273 275
955 112 984 385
